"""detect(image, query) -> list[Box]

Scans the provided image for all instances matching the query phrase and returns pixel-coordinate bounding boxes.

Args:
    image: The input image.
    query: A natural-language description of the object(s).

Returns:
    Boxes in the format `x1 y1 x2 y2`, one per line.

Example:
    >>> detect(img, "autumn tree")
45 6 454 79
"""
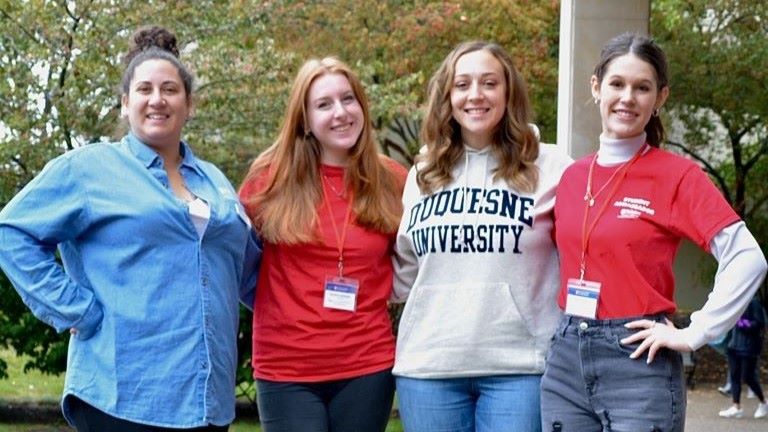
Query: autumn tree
260 0 560 163
652 0 768 300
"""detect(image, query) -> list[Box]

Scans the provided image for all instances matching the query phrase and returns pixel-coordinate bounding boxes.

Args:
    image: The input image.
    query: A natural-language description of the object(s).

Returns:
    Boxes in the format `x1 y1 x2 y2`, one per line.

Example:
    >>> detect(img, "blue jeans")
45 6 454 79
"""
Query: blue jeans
396 375 542 432
540 315 686 432
256 368 394 432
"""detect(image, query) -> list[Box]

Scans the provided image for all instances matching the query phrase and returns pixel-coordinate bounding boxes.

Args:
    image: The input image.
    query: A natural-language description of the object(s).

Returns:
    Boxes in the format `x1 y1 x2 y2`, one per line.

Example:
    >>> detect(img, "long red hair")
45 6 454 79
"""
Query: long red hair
240 57 404 244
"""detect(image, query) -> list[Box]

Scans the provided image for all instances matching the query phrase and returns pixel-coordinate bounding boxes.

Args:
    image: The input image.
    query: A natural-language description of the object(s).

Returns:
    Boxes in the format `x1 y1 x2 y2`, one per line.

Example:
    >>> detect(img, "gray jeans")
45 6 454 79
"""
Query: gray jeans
540 315 686 432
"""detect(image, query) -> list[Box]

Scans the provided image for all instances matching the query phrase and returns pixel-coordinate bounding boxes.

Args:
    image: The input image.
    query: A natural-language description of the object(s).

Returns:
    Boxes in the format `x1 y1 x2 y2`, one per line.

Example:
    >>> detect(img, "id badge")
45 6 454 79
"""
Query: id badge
323 276 359 312
565 278 601 319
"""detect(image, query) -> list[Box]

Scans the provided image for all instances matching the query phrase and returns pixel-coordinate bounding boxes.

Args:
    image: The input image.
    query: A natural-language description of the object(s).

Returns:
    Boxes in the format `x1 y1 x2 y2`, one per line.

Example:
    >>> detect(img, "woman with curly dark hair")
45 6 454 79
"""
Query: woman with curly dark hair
0 26 260 431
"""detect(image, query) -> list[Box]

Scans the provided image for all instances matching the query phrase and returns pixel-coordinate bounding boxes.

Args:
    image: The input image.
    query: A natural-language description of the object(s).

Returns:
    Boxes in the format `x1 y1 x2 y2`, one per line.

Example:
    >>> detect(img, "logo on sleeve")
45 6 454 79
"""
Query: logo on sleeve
614 197 655 219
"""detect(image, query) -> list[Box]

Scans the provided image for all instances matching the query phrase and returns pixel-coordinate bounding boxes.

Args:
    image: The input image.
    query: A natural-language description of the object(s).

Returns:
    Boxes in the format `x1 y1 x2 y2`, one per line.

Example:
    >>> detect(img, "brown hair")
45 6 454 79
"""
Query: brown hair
593 32 669 147
241 57 403 244
417 41 539 194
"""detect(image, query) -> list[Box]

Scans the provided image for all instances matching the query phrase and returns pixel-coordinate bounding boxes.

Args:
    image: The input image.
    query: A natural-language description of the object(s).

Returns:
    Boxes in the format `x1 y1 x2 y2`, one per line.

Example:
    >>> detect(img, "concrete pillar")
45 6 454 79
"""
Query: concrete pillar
557 0 650 158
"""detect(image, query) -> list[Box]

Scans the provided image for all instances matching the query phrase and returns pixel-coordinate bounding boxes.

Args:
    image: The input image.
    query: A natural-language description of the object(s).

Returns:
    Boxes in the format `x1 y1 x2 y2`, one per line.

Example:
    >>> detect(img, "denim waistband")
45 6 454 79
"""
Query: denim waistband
558 313 668 337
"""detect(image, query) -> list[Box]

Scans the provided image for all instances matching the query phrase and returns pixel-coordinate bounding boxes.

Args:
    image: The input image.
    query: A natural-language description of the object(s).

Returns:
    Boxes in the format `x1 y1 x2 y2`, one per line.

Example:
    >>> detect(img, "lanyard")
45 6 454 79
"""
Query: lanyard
321 176 354 277
579 144 647 280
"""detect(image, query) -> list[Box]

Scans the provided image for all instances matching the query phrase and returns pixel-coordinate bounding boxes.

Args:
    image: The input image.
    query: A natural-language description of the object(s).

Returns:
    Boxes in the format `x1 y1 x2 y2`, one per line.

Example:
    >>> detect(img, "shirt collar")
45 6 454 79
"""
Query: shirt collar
124 133 204 176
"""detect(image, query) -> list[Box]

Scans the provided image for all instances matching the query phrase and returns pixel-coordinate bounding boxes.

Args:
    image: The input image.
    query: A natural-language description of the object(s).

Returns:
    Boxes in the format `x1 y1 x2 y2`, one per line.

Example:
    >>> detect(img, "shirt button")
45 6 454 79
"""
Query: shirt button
578 321 589 330
201 362 208 369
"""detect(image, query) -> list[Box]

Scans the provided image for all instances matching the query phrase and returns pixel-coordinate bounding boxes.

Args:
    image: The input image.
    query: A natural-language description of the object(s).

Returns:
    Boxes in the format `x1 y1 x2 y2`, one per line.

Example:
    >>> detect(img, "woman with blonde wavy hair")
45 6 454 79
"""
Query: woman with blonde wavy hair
239 56 406 432
392 40 572 432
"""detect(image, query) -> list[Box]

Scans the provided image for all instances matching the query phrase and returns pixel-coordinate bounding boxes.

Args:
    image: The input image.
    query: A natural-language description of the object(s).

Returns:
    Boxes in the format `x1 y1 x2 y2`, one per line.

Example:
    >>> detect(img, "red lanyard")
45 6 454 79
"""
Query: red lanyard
321 176 353 277
579 144 647 280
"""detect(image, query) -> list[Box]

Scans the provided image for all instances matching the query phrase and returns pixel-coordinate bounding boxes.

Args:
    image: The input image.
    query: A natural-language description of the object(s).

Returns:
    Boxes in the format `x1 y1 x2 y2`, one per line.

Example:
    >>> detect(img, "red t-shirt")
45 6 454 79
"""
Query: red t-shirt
554 147 740 318
239 161 407 381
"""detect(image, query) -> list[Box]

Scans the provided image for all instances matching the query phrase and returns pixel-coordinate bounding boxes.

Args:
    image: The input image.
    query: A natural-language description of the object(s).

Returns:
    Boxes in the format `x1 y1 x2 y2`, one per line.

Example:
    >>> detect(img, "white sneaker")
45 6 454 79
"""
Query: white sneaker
755 402 768 419
718 384 731 395
719 406 744 418
748 388 757 399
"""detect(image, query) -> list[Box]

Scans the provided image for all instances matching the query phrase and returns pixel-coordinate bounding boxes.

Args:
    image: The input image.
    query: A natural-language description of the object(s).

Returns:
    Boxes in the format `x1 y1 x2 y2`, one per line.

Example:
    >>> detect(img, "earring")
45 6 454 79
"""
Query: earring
653 107 660 117
593 97 600 105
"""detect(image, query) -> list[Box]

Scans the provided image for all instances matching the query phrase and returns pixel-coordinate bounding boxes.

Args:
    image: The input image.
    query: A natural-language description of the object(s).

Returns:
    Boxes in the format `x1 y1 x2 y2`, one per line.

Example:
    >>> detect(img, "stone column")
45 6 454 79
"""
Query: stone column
557 0 650 158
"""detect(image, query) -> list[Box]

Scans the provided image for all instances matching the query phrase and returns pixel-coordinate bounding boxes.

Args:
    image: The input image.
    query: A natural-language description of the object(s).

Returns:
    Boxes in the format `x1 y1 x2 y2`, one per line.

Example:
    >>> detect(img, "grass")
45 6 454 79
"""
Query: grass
0 349 404 431
0 420 404 431
0 349 63 402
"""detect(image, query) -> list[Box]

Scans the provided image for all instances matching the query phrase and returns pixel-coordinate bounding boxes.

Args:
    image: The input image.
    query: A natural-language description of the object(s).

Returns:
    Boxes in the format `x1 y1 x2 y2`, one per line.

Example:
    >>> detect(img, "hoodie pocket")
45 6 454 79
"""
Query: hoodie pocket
397 281 535 366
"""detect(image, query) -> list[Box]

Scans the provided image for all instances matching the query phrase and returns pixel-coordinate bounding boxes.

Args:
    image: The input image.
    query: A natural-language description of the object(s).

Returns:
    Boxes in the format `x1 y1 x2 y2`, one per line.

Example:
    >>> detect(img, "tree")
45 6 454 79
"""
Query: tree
651 0 768 301
260 0 560 162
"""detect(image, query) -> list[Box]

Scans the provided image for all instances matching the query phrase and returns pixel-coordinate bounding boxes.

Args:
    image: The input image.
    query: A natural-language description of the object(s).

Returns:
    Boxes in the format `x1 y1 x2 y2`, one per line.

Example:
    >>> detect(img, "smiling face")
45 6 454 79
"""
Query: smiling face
121 59 191 153
306 72 364 166
592 53 669 140
450 49 507 150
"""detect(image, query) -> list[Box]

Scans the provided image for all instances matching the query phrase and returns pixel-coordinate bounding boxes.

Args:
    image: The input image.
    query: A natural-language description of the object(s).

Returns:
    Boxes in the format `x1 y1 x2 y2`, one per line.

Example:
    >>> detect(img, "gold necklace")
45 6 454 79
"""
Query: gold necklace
583 144 648 207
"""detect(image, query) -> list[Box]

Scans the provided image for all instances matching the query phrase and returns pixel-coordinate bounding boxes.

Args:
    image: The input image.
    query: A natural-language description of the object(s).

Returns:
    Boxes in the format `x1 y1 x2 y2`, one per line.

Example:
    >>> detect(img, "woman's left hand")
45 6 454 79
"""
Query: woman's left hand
621 318 693 363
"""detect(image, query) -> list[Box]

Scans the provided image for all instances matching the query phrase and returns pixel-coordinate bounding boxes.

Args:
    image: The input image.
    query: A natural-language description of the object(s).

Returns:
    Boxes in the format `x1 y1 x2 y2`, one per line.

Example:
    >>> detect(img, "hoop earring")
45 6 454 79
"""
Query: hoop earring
653 108 660 117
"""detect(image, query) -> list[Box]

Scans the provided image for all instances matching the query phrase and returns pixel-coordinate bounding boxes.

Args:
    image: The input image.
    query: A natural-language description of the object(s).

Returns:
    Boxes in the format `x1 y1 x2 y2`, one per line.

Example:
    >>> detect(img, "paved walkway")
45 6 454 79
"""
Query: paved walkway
686 384 767 431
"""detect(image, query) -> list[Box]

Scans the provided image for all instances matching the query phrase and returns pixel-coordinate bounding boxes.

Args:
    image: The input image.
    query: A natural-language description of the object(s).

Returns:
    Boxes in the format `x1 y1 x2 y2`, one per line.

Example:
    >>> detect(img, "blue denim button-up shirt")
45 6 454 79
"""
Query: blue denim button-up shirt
0 134 261 428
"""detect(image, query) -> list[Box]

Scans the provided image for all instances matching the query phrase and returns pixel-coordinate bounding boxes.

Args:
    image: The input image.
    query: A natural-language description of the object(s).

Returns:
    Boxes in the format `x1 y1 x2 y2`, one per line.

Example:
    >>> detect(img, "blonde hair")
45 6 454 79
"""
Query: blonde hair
241 57 403 244
417 41 539 194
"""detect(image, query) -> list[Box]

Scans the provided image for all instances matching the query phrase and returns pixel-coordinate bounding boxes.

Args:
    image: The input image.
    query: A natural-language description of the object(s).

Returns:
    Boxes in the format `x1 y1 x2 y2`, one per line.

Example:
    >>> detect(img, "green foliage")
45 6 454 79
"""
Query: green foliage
652 0 768 219
652 0 768 303
0 272 68 381
261 0 560 148
0 348 63 401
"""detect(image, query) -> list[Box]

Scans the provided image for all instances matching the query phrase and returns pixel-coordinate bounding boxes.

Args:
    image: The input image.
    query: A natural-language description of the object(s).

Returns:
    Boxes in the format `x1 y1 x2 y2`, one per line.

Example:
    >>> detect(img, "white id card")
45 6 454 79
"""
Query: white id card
323 276 359 312
565 278 601 319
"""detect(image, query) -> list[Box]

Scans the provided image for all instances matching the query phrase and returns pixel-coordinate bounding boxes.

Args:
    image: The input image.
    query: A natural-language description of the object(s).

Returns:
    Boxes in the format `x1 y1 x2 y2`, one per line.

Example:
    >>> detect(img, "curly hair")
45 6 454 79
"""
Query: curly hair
417 41 539 195
120 25 193 101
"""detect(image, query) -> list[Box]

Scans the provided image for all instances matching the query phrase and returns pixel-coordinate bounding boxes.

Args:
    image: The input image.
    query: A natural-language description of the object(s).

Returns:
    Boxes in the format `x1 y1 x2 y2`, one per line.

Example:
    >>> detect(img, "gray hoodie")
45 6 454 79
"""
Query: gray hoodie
392 143 572 378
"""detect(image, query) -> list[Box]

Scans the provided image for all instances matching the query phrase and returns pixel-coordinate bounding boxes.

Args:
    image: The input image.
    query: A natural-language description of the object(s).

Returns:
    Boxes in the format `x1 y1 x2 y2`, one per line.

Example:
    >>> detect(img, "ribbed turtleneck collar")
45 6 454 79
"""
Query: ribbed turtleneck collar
597 132 647 166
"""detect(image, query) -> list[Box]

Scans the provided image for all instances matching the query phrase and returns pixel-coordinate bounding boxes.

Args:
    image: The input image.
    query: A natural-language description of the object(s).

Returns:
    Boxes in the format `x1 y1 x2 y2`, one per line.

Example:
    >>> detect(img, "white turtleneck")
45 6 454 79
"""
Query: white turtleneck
596 134 767 350
596 132 647 165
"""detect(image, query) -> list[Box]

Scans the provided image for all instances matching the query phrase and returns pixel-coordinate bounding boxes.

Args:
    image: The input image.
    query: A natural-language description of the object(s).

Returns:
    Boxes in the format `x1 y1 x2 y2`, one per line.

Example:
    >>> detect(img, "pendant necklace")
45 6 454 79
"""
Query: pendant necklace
583 144 648 207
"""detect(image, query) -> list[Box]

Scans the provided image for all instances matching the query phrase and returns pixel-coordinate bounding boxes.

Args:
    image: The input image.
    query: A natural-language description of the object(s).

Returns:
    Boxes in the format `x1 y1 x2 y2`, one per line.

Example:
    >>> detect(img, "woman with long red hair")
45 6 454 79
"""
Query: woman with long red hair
239 57 406 432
